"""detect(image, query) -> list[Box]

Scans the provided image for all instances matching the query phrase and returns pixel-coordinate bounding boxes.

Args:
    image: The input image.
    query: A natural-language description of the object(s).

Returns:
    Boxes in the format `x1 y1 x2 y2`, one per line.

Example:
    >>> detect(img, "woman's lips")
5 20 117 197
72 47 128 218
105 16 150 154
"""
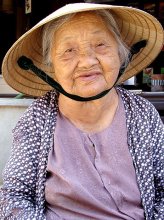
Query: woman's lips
76 71 101 81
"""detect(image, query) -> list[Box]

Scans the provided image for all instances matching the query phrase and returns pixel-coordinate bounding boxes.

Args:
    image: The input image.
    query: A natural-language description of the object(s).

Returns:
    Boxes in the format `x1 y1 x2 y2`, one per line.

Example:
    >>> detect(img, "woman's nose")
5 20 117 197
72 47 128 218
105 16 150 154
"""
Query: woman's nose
77 47 99 68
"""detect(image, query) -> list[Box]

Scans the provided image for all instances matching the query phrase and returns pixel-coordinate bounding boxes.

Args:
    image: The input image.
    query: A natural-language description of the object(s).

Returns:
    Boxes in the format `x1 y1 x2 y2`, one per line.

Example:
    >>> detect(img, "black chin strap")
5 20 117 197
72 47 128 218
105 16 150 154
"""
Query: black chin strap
17 40 147 102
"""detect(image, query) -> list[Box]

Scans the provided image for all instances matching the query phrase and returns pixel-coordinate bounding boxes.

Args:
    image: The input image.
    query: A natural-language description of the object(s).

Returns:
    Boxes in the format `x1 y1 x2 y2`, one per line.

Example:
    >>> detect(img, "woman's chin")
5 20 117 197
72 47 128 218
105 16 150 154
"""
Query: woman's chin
76 84 110 98
61 83 109 99
76 80 113 97
74 89 104 98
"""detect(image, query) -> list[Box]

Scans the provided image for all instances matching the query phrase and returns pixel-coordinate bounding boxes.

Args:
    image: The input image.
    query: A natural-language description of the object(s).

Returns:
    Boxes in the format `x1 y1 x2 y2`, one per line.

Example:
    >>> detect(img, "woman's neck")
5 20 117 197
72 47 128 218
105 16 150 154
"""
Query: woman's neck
58 88 119 133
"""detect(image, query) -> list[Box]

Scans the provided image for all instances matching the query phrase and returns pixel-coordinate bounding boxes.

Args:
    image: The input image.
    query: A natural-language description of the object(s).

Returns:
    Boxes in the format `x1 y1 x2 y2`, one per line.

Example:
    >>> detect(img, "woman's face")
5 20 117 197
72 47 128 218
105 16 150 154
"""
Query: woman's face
51 12 121 97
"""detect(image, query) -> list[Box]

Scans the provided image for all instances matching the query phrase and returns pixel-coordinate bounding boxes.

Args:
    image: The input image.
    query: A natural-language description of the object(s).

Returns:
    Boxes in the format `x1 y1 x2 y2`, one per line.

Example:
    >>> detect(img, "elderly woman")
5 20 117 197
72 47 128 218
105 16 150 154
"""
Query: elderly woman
0 2 163 220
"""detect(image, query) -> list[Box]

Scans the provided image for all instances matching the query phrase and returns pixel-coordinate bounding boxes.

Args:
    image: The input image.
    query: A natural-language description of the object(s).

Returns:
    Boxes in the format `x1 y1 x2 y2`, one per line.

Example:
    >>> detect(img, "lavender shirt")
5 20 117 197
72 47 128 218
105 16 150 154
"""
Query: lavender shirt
45 95 144 219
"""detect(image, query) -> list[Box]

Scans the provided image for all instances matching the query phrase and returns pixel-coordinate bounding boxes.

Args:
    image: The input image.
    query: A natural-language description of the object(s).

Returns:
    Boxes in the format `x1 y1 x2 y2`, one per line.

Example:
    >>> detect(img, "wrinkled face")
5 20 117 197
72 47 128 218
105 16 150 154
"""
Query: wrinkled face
51 12 121 97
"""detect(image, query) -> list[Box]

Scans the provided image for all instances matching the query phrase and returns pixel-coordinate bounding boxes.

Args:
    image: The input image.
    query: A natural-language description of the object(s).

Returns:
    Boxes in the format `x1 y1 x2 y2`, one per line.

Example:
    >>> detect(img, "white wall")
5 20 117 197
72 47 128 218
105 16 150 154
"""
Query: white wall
0 76 19 95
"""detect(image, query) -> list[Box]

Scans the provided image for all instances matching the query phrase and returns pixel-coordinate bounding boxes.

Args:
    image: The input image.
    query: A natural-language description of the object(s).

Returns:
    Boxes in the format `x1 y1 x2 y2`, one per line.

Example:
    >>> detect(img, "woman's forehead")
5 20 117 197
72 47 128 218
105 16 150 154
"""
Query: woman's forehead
54 12 110 40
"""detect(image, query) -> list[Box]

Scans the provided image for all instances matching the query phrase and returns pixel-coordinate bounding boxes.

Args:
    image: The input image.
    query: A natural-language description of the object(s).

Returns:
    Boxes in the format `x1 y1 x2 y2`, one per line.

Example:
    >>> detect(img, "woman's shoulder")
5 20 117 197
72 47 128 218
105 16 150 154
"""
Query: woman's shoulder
13 90 58 133
23 90 59 119
117 86 154 108
31 90 58 109
116 86 159 120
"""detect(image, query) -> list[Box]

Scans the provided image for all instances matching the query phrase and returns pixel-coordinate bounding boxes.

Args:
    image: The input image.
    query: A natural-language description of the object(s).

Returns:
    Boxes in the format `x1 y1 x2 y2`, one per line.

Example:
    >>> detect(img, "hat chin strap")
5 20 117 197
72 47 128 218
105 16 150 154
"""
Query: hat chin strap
17 40 147 101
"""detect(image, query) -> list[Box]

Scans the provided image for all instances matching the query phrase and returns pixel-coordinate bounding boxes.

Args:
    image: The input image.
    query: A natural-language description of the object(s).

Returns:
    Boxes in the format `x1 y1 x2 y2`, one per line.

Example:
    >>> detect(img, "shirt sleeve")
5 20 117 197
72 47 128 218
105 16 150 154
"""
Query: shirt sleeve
0 101 46 220
151 107 164 220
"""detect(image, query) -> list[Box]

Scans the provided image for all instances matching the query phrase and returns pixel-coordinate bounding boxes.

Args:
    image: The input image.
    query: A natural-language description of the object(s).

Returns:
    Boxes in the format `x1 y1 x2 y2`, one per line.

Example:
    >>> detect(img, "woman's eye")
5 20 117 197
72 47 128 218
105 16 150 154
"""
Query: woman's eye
65 48 74 53
62 47 76 59
95 42 108 53
96 43 105 47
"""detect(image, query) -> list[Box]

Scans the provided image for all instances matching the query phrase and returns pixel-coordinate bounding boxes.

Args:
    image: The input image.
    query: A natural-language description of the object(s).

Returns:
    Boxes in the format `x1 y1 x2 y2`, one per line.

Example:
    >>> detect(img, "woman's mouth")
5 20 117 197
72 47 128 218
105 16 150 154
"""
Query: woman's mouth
76 71 101 81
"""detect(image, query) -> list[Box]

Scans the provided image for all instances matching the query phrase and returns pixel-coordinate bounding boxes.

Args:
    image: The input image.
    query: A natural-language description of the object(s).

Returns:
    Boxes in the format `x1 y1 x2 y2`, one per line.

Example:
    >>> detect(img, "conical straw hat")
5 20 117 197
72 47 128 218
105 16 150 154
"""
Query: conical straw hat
2 3 164 97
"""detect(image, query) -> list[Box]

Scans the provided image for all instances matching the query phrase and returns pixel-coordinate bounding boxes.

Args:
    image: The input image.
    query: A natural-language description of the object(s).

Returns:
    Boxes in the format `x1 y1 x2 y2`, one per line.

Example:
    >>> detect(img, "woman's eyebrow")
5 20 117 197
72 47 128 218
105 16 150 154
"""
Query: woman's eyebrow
92 30 104 35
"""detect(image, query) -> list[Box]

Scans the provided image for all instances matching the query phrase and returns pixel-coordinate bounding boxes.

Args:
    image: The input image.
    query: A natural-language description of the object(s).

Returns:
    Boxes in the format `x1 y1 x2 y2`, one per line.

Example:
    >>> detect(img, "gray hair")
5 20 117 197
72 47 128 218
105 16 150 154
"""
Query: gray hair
42 10 130 68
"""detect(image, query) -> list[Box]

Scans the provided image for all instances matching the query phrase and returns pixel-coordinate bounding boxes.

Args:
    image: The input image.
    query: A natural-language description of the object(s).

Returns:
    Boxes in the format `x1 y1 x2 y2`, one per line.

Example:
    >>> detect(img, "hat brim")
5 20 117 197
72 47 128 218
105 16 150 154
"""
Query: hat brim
2 3 164 96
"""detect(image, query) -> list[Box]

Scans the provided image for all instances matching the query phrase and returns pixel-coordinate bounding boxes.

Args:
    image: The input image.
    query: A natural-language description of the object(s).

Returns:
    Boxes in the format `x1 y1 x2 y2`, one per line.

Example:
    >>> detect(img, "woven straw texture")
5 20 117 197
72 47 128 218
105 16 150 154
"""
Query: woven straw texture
2 3 164 96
